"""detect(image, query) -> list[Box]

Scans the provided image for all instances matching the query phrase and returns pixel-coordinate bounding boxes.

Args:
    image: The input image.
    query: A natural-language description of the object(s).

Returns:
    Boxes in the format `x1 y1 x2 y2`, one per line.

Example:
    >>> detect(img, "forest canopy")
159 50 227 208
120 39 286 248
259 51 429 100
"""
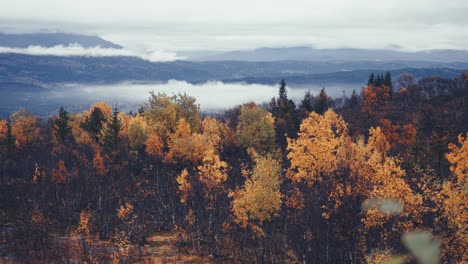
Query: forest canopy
0 72 468 263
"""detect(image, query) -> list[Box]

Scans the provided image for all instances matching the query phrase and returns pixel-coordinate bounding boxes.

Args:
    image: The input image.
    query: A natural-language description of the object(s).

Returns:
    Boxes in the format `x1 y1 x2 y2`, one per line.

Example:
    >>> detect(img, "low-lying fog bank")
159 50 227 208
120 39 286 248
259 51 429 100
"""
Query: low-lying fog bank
0 80 360 116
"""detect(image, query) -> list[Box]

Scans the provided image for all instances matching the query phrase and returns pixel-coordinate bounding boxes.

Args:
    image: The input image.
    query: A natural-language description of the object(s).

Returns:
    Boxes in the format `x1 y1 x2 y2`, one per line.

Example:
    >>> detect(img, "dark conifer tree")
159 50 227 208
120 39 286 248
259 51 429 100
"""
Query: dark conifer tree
138 105 146 116
349 89 359 109
272 80 299 148
368 72 375 86
5 120 16 153
269 97 278 116
314 88 330 115
101 108 122 154
273 79 296 118
54 107 72 146
384 72 393 88
81 107 106 142
384 71 393 97
375 73 383 87
299 90 314 118
278 79 287 100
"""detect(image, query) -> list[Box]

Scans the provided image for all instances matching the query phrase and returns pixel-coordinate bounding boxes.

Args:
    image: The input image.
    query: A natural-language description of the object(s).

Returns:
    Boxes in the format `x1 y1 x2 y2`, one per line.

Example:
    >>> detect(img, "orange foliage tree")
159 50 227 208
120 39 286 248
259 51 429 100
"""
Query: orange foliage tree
51 160 68 184
10 109 41 148
361 84 391 120
360 127 423 244
174 117 228 202
0 120 7 138
440 133 468 262
166 119 210 164
287 110 423 261
379 118 417 153
93 146 107 176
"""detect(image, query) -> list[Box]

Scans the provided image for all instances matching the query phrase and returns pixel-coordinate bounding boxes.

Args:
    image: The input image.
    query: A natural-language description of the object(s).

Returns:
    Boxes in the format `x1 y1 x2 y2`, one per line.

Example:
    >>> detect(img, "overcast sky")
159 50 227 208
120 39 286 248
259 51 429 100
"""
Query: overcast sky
1 0 468 52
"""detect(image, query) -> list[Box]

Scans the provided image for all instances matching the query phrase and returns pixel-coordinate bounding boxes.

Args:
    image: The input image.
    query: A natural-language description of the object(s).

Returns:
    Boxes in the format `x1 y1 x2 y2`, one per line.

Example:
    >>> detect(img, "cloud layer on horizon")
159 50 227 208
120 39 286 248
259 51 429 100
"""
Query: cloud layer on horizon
0 44 185 62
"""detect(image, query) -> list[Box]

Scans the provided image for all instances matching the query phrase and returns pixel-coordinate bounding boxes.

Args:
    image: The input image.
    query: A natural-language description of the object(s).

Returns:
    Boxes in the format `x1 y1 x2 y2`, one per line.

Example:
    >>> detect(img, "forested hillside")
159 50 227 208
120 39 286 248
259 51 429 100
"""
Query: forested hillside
0 72 467 263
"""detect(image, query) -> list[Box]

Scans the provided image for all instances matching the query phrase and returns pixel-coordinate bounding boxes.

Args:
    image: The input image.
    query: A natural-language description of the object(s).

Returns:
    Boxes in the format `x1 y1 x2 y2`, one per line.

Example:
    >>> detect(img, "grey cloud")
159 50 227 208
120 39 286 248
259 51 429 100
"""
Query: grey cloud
0 44 185 62
0 0 467 52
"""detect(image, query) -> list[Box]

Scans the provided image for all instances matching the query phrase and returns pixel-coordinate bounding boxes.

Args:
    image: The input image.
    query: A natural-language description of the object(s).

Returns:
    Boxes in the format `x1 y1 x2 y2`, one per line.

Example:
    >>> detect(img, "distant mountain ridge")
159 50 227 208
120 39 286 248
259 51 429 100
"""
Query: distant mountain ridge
0 52 467 115
1 53 467 86
192 46 468 63
0 32 122 48
224 68 467 86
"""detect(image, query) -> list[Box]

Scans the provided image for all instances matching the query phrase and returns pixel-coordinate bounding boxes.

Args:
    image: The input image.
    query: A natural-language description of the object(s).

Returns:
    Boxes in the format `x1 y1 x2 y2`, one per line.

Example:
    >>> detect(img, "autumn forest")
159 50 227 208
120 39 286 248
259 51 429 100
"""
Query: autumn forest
1 72 468 263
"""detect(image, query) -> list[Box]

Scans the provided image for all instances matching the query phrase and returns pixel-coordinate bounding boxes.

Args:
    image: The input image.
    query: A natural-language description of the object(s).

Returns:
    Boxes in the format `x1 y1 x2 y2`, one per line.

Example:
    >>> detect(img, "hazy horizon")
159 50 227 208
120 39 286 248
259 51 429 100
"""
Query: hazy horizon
1 0 467 54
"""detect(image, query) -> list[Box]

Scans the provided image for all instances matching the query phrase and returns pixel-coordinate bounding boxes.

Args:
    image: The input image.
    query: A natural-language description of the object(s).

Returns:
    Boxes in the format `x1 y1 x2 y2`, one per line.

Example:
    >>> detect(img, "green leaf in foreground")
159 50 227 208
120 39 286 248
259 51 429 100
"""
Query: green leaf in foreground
362 198 403 215
402 231 440 264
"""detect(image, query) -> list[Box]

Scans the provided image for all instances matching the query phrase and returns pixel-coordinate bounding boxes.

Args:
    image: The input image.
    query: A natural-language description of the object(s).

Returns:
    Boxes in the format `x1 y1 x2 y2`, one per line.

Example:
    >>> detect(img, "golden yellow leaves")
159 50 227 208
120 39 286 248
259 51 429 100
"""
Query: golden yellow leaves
117 202 135 221
127 114 148 149
11 110 40 148
166 119 211 163
446 133 468 185
75 210 93 237
366 127 390 162
287 109 348 187
198 149 228 197
287 108 423 245
230 155 282 236
173 117 229 206
201 117 223 148
0 120 7 139
440 133 468 261
361 130 422 231
176 169 191 204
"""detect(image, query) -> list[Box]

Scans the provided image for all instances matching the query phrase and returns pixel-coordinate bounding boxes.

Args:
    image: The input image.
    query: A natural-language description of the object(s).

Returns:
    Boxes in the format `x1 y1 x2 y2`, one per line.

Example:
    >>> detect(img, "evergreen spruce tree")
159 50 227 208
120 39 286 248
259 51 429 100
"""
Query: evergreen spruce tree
384 71 393 97
299 90 314 117
375 73 384 87
54 107 72 146
275 79 289 117
314 88 330 115
368 72 375 86
272 79 299 148
278 79 287 100
349 89 359 109
273 79 297 119
5 120 16 153
384 71 393 88
101 108 122 154
81 107 106 142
